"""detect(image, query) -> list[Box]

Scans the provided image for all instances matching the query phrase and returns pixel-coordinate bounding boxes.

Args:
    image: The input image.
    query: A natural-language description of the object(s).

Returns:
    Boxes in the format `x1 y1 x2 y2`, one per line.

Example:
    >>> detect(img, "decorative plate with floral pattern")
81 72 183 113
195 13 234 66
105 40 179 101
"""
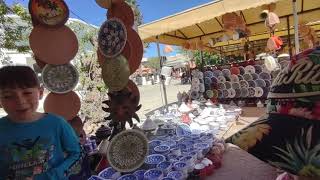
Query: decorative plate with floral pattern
29 0 69 27
42 63 78 93
107 129 149 172
98 18 127 58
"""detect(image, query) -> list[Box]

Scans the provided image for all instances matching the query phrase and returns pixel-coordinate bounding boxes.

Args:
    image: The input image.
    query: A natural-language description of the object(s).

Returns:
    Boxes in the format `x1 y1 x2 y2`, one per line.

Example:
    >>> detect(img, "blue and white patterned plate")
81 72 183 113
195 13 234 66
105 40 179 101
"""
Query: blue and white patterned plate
167 171 184 179
117 174 137 180
144 168 164 180
98 18 127 58
176 124 192 137
145 154 166 165
98 167 121 179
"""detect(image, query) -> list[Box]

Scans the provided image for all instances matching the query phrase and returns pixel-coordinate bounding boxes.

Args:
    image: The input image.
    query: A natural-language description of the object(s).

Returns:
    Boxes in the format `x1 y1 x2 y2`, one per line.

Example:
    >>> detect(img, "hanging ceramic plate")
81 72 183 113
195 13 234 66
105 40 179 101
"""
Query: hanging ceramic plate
107 129 149 172
211 76 218 84
243 73 253 81
222 69 231 77
206 90 214 98
29 25 78 65
240 88 249 97
28 0 69 27
254 87 264 97
218 76 226 83
204 71 214 78
239 80 249 88
232 82 240 89
224 81 232 89
230 74 239 82
255 79 266 87
254 65 263 74
101 55 130 92
244 65 255 74
218 83 226 90
217 90 223 99
251 73 259 80
228 89 236 98
248 87 256 97
98 18 127 58
107 1 134 27
259 72 271 80
213 70 222 77
125 28 143 74
190 91 200 100
247 80 256 88
237 75 244 81
230 67 240 75
222 89 229 98
42 63 79 94
235 88 241 98
204 77 212 85
44 91 81 120
95 0 112 9
238 66 245 75
264 79 271 87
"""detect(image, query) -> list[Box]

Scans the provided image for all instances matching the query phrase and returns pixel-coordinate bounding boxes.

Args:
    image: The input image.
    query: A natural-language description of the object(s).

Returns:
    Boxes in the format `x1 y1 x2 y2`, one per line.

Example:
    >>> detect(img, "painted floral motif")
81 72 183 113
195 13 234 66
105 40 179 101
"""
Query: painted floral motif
269 126 320 177
229 116 271 151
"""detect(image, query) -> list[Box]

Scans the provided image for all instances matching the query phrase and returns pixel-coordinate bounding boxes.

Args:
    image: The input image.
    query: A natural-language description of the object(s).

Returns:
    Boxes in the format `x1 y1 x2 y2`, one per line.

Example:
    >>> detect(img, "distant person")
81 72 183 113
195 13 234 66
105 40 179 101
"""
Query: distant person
0 66 81 179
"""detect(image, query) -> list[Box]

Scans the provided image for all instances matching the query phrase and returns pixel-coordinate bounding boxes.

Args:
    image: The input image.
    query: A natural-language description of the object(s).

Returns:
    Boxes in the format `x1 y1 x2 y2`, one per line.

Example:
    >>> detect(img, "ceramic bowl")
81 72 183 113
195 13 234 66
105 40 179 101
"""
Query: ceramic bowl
173 162 188 175
176 124 192 137
98 167 121 179
145 154 166 168
157 161 172 175
154 145 170 155
167 171 184 180
144 168 164 180
117 174 137 180
88 175 106 180
161 140 176 148
247 80 256 88
149 140 163 148
133 170 146 180
161 177 175 180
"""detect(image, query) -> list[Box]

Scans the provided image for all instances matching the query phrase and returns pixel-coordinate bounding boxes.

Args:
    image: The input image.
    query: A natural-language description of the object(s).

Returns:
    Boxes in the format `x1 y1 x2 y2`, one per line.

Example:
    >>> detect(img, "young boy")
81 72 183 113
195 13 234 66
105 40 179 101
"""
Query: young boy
0 66 81 180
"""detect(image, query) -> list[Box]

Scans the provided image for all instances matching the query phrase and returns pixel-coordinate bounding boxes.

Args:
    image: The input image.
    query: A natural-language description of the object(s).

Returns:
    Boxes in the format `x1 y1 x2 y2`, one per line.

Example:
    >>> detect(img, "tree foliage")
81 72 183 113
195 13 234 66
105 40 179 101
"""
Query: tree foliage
177 47 221 67
145 57 160 70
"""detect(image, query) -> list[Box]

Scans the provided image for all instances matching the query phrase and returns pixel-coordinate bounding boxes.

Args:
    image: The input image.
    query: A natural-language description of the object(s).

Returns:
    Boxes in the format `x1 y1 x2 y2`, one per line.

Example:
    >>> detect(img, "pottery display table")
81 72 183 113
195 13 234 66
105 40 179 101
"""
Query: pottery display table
207 144 277 180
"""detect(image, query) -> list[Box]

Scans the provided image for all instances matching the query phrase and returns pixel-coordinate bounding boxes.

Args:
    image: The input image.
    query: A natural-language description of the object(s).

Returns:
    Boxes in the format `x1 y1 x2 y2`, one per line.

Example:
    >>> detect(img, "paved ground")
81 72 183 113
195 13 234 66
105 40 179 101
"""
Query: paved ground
136 79 190 119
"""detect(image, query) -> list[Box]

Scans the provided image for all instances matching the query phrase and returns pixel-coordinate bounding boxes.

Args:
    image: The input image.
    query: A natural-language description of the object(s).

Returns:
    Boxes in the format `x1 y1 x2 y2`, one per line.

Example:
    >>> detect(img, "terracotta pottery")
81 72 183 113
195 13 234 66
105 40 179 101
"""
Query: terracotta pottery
33 55 47 69
101 55 130 92
28 0 69 27
125 28 143 74
44 91 81 120
95 0 112 9
29 25 78 65
107 0 134 27
126 80 140 105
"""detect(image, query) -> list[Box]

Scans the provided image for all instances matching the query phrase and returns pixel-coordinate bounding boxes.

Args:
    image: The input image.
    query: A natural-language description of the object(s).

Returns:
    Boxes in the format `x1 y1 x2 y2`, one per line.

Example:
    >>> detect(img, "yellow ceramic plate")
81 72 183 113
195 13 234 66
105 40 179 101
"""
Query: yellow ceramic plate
101 55 130 92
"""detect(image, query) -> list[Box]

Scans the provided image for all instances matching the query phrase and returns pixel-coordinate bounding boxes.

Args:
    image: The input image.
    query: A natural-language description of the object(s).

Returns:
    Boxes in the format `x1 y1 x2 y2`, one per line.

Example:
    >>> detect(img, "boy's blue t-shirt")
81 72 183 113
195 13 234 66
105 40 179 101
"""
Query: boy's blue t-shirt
0 113 81 180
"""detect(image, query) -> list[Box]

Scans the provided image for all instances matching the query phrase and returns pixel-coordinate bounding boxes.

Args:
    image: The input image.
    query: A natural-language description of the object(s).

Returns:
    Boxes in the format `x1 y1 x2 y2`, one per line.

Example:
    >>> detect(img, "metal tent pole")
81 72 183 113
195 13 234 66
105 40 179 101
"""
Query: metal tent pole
156 36 168 110
292 0 300 54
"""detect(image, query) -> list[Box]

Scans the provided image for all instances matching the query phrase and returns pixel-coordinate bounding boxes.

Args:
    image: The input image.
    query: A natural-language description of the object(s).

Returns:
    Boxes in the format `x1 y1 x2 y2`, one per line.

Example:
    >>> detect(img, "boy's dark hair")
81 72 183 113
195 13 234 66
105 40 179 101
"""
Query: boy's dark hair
0 65 40 89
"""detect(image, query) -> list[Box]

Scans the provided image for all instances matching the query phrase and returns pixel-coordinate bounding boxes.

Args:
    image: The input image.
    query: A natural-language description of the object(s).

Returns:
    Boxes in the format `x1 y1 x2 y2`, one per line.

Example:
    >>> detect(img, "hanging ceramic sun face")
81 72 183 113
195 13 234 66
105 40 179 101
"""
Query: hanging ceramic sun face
29 0 69 27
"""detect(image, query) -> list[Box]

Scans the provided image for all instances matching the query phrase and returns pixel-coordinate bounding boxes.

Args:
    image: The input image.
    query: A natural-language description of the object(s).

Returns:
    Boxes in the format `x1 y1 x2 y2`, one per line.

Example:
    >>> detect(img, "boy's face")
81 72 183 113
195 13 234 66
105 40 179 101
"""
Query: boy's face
0 86 43 121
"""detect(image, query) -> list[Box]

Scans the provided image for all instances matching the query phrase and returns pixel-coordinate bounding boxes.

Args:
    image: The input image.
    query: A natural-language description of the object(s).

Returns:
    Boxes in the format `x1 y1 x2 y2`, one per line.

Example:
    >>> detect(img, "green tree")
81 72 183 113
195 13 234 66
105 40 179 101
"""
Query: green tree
145 57 160 70
177 47 221 67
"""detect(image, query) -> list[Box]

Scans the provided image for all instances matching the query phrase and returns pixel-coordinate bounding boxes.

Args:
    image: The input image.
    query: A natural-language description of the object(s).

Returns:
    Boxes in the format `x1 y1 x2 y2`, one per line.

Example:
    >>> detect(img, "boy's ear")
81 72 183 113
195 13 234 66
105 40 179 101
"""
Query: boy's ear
39 86 44 100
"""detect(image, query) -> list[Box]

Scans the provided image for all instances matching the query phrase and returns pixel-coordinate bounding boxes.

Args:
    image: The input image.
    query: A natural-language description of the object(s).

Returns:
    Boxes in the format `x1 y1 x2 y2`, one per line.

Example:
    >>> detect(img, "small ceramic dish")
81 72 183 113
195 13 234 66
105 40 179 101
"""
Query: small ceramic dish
133 170 146 180
117 174 137 180
98 167 121 179
145 154 166 168
88 175 106 180
167 171 184 180
144 169 163 180
244 65 255 74
154 145 170 155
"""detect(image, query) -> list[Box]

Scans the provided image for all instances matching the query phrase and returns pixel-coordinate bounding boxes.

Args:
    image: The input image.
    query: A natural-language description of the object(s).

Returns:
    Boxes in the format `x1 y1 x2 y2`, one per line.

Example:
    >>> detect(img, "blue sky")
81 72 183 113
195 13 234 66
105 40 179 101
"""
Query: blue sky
5 0 212 57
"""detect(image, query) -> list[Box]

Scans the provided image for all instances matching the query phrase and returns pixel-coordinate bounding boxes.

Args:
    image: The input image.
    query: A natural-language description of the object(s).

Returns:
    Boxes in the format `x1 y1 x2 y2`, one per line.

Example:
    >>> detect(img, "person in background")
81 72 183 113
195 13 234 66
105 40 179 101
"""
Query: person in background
0 66 81 180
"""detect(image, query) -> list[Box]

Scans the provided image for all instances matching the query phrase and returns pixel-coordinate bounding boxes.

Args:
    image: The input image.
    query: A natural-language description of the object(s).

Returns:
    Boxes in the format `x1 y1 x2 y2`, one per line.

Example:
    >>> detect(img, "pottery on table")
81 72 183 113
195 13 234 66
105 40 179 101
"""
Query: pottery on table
145 154 166 168
117 174 137 180
144 168 164 180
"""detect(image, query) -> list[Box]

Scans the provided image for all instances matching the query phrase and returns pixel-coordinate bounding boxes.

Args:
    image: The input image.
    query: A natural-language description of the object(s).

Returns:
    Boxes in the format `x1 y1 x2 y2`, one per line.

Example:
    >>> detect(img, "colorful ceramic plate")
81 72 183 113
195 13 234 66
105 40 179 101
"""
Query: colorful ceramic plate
107 129 149 172
245 65 255 74
247 80 256 88
243 73 253 81
248 87 256 97
222 69 231 77
101 55 130 92
206 90 214 98
125 28 143 74
98 18 127 58
239 80 249 88
204 77 212 85
44 91 81 120
235 89 241 98
232 82 240 89
238 66 245 75
228 89 236 98
230 67 240 75
176 123 192 137
254 87 264 97
259 72 271 80
42 63 79 94
224 81 232 89
107 1 134 27
190 91 200 100
255 79 266 87
251 73 259 80
29 0 69 27
240 88 249 97
230 74 239 82
254 65 263 74
222 89 229 98
29 25 78 65
204 71 214 78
